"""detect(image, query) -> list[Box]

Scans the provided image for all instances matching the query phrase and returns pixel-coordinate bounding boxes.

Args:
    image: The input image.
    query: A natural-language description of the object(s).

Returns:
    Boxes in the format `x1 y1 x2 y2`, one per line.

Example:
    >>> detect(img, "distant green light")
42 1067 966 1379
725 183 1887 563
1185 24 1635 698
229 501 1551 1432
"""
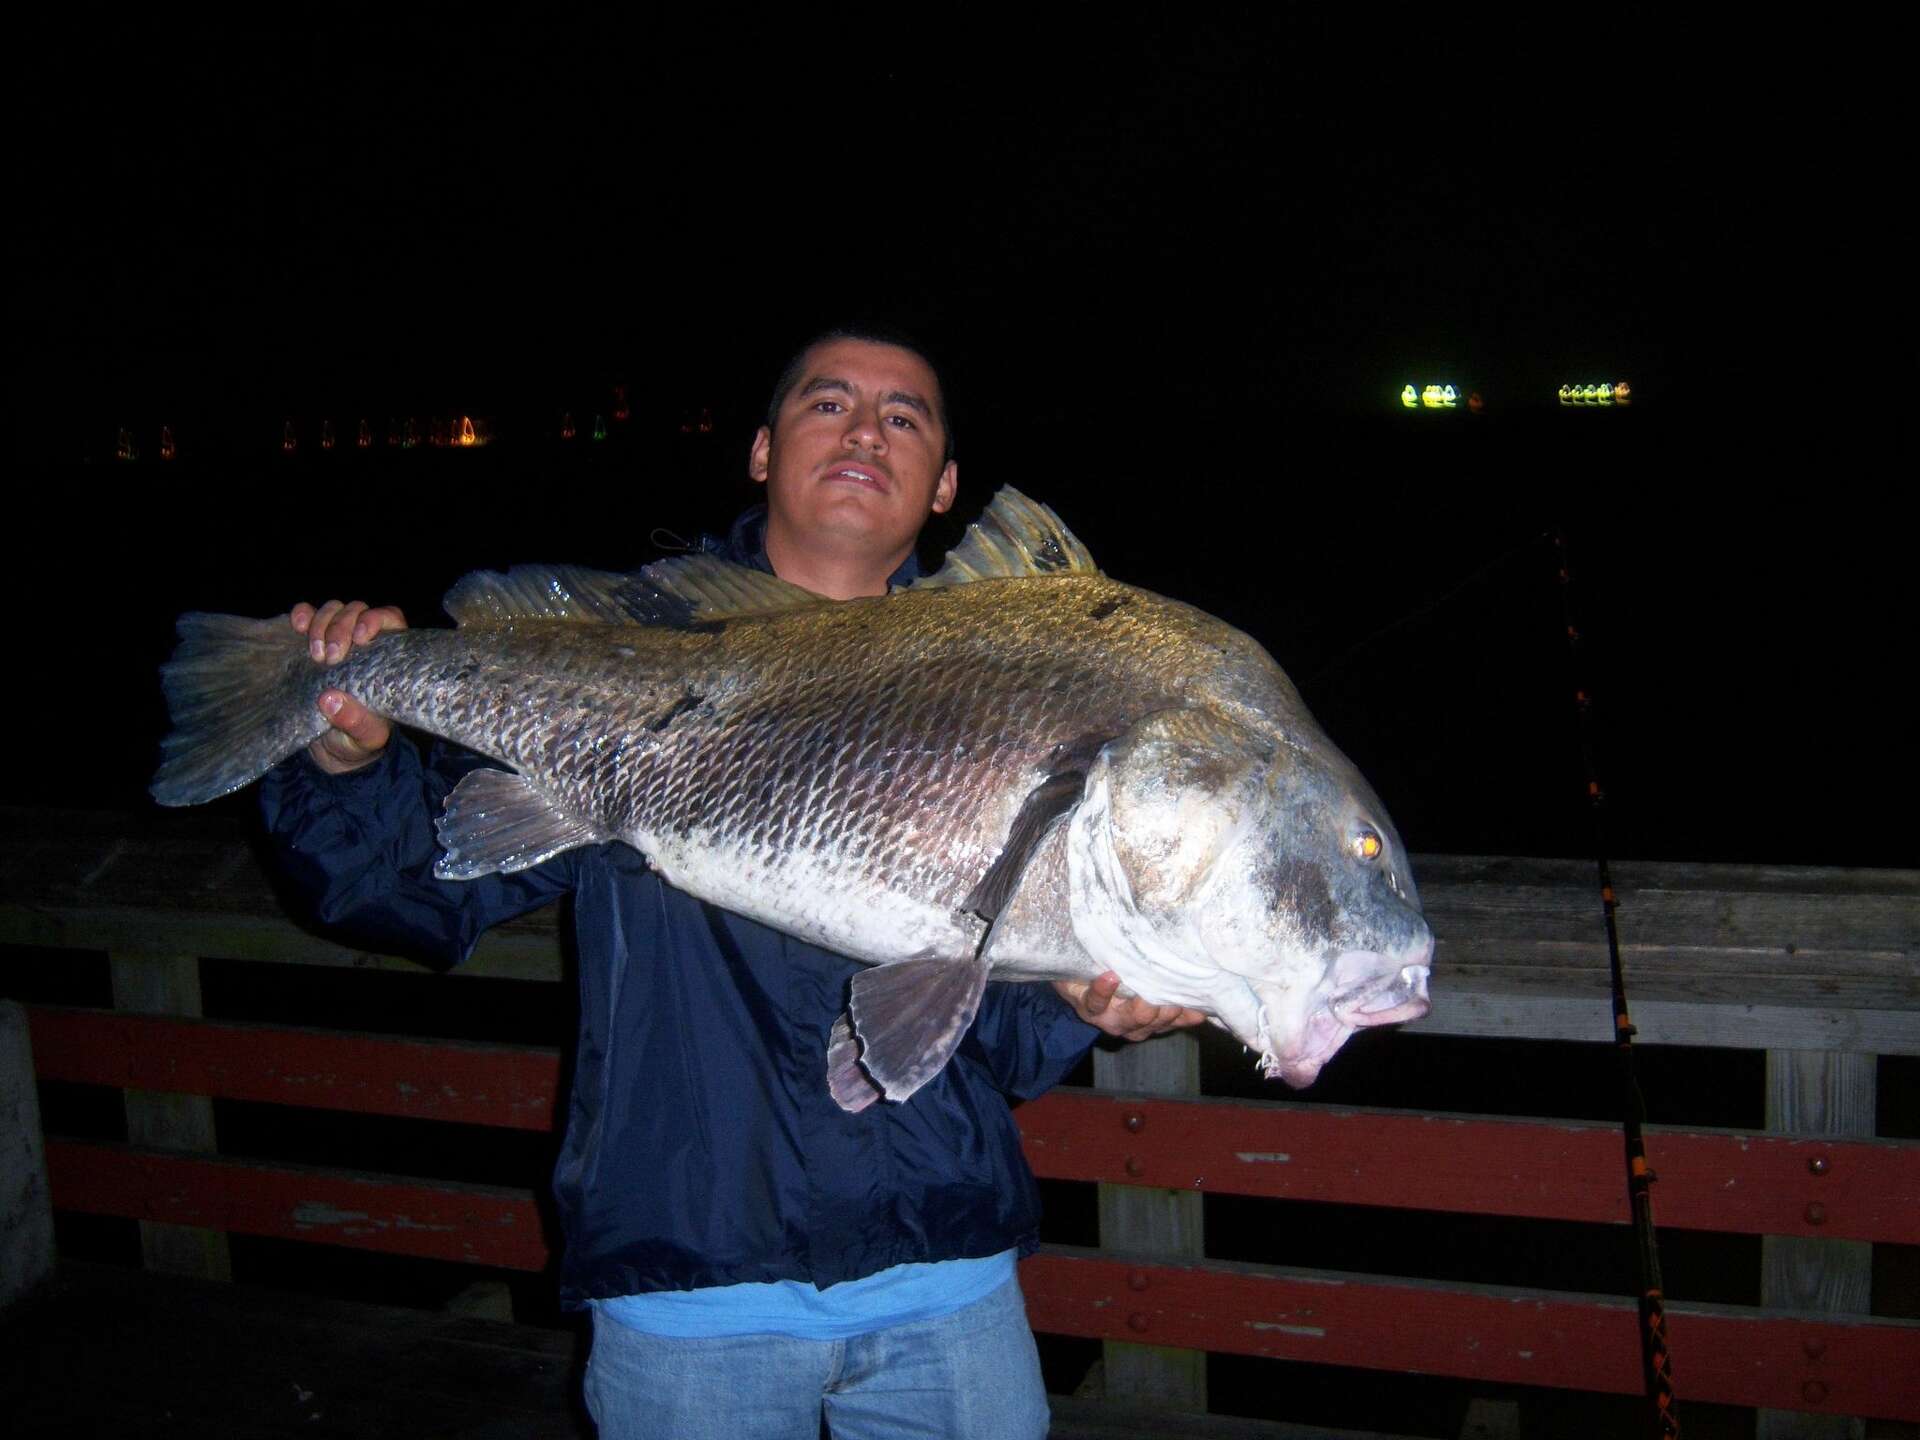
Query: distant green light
1560 381 1632 407
1403 383 1466 411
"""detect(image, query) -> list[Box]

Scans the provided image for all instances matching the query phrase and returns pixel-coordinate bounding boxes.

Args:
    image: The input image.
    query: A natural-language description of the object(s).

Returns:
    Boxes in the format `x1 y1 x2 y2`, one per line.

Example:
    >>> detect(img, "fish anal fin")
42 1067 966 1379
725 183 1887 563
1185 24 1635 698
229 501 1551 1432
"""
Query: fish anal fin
827 1013 885 1113
836 958 992 1108
433 768 609 880
962 769 1087 922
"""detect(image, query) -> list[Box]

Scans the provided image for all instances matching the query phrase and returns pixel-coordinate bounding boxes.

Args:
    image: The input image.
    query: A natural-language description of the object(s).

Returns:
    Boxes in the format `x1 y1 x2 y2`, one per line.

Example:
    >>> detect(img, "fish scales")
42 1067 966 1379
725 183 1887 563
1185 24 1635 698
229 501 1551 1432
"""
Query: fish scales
152 488 1432 1107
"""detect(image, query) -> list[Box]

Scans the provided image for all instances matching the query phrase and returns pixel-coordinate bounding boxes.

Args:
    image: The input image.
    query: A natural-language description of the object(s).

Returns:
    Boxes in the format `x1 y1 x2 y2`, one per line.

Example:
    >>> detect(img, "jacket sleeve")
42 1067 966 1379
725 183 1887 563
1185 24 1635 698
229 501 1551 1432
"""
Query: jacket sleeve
257 738 577 970
958 981 1099 1101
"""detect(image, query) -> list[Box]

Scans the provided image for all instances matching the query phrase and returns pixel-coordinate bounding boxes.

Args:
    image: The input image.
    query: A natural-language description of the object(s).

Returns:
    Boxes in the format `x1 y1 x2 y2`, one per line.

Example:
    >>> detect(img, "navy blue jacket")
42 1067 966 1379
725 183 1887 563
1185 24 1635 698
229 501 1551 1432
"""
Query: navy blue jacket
258 509 1099 1307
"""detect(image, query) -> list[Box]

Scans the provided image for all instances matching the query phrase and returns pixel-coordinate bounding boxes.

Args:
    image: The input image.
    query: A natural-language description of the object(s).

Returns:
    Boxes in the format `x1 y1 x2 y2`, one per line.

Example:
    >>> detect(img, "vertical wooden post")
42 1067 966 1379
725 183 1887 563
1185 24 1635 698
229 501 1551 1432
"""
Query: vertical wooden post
109 953 232 1281
1 1000 56 1312
1092 1030 1205 1410
1756 1049 1873 1440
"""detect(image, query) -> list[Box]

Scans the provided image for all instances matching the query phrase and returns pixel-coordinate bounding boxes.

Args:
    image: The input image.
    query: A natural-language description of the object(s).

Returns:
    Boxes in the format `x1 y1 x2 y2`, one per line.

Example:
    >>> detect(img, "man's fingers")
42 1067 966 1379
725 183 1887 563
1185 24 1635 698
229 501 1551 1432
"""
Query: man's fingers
355 605 407 644
324 602 370 662
1107 997 1208 1041
1082 971 1122 1015
295 600 405 663
308 600 346 660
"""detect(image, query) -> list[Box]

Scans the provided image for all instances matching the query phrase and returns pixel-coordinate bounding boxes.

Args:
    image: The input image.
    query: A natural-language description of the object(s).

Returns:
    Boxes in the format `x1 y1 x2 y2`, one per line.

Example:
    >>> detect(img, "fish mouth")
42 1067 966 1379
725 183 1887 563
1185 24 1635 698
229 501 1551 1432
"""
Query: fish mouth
1257 956 1433 1089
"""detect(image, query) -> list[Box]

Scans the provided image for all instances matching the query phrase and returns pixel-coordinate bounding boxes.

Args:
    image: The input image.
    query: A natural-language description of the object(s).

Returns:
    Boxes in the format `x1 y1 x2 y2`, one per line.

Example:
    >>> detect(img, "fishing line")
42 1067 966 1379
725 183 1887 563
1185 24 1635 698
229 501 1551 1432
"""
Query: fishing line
1304 530 1552 688
1553 527 1680 1438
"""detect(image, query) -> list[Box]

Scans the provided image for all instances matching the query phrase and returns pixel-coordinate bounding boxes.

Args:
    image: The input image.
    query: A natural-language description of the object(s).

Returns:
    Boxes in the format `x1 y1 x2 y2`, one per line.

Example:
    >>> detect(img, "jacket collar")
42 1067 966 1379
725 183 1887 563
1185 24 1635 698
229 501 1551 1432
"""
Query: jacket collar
713 503 924 589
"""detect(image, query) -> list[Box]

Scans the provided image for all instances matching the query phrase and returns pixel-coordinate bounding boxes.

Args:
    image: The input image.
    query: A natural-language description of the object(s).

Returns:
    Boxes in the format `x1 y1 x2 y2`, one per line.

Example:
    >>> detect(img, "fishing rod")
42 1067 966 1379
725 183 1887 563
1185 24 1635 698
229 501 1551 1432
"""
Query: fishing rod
1553 527 1680 1438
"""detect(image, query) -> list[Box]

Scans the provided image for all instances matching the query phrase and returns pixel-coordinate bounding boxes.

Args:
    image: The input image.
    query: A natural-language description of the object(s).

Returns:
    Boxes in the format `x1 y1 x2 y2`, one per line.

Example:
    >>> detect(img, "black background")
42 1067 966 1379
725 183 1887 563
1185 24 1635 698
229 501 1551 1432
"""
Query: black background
14 14 1902 867
8 14 1912 1435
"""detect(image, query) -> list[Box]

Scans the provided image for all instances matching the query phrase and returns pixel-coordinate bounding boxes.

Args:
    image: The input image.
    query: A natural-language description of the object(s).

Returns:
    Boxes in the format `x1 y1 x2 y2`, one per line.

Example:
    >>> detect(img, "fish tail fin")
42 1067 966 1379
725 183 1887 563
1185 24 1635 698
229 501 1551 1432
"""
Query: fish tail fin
150 614 332 806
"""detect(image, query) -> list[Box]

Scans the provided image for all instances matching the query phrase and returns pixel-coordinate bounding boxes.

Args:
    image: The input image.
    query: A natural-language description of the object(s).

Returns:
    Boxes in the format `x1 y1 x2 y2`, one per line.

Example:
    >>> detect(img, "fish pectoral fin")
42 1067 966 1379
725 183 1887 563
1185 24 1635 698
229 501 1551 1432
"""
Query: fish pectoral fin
962 769 1087 923
834 958 993 1109
433 768 610 880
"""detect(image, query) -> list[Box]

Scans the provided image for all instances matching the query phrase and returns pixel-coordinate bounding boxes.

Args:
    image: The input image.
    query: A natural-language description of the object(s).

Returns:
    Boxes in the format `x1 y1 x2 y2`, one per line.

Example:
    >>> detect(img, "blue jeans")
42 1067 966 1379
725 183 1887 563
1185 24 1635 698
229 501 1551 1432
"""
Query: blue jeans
583 1273 1050 1439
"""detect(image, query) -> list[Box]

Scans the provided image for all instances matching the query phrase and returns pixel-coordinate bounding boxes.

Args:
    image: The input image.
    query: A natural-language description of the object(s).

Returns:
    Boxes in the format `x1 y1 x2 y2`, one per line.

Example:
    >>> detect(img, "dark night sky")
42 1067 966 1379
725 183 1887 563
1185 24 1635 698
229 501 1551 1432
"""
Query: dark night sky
13 15 1904 870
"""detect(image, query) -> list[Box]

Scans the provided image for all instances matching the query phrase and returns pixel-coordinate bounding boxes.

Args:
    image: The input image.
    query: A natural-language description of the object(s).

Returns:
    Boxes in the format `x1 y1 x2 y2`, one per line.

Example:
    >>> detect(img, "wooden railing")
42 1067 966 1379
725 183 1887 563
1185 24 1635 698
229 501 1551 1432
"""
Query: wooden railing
4 807 1917 1436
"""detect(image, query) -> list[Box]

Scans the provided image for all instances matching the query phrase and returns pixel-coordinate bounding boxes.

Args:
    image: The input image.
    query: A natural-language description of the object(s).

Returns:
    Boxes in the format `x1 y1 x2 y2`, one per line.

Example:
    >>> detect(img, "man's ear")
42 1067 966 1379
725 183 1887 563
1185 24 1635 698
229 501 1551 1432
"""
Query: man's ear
932 460 957 515
748 425 772 484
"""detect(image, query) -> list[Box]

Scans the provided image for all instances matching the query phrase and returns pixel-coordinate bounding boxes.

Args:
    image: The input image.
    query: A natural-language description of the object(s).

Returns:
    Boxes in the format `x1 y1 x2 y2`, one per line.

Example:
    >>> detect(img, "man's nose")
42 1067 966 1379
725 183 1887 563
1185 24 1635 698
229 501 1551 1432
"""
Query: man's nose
842 407 886 451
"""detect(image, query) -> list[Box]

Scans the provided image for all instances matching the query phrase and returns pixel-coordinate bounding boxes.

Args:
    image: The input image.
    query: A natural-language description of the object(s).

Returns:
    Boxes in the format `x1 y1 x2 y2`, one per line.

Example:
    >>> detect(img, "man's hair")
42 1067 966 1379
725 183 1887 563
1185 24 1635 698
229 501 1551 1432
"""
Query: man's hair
764 324 955 464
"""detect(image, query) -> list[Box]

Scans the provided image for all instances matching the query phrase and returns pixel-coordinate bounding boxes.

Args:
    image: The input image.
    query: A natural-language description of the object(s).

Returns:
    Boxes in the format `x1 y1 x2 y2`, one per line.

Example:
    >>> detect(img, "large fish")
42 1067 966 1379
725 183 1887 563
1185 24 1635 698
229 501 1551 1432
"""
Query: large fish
153 488 1433 1109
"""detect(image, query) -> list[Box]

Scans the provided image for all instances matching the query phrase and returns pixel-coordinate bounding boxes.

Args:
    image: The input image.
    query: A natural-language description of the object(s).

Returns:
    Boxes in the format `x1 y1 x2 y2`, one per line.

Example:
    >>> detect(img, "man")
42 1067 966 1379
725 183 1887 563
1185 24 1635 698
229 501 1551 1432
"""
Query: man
265 329 1201 1439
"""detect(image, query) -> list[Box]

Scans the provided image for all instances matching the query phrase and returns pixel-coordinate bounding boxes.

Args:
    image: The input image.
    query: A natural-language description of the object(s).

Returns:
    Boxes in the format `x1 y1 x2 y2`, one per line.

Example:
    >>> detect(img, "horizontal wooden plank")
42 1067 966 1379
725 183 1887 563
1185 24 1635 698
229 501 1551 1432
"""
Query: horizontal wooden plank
1016 1089 1920 1245
1405 988 1920 1053
44 1139 551 1271
31 1009 1918 1243
0 902 563 979
27 1005 563 1131
43 1139 1916 1418
7 809 1915 1047
1019 1247 1920 1422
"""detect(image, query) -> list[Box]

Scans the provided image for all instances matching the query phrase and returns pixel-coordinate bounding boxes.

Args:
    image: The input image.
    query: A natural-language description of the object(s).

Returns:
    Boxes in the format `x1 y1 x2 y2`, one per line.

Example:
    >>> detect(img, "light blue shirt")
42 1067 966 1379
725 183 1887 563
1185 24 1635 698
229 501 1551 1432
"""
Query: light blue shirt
592 1250 1017 1340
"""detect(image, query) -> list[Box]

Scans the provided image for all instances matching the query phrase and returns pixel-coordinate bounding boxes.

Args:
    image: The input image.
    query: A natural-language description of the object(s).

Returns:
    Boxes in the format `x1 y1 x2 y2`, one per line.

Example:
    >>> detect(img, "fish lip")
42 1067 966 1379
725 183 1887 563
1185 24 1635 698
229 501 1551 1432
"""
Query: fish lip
1262 1008 1355 1089
1332 962 1433 1029
1257 956 1433 1088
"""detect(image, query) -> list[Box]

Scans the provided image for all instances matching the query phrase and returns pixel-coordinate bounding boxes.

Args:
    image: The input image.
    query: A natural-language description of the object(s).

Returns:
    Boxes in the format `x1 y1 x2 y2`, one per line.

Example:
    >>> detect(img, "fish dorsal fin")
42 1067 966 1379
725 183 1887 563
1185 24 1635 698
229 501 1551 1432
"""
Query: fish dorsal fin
443 559 824 629
625 555 827 627
912 487 1099 590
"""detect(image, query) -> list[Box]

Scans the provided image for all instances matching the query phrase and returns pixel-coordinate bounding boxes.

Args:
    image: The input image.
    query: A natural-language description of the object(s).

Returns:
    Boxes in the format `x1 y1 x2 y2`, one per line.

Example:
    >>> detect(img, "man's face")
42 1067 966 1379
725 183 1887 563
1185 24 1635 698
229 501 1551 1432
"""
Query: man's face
750 338 958 571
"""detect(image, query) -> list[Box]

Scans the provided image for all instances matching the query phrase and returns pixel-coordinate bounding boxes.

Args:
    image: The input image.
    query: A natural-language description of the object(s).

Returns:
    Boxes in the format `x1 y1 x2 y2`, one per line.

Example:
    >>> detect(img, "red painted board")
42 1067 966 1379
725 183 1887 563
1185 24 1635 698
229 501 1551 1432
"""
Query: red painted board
46 1139 552 1272
1014 1088 1920 1244
27 1005 562 1131
30 1010 1917 1246
1019 1249 1920 1422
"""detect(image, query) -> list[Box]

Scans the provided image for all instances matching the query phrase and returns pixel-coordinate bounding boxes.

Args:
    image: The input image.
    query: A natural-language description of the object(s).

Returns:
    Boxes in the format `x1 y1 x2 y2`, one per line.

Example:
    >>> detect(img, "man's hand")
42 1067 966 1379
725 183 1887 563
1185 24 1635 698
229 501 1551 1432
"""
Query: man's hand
289 600 407 775
1053 972 1207 1042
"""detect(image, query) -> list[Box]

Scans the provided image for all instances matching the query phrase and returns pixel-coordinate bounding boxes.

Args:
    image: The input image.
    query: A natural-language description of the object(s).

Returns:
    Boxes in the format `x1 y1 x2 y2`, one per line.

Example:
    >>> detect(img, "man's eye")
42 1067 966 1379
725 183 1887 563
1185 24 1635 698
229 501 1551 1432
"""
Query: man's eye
812 400 845 414
887 414 916 429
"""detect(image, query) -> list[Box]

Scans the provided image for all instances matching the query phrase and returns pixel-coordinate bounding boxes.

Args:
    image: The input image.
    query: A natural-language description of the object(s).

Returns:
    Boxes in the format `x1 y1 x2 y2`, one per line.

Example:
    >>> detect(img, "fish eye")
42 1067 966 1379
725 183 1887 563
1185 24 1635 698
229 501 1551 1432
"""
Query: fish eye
1353 830 1383 862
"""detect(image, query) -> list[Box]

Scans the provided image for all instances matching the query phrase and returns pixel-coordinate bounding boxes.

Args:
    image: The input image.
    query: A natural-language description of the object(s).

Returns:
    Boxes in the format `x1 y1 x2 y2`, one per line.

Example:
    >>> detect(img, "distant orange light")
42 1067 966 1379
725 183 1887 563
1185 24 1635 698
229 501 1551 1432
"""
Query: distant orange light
459 416 478 448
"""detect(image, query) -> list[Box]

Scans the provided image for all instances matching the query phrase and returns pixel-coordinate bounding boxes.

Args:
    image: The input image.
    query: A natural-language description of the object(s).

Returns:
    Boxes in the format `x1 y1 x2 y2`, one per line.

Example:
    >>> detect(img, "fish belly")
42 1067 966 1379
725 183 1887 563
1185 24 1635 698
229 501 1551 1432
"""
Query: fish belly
638 826 985 967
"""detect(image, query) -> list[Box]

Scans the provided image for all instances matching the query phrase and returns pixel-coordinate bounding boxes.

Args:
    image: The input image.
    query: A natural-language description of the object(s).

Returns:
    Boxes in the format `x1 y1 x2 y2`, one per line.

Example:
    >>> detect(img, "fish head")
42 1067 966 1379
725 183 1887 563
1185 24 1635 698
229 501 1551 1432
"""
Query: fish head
1068 708 1433 1087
